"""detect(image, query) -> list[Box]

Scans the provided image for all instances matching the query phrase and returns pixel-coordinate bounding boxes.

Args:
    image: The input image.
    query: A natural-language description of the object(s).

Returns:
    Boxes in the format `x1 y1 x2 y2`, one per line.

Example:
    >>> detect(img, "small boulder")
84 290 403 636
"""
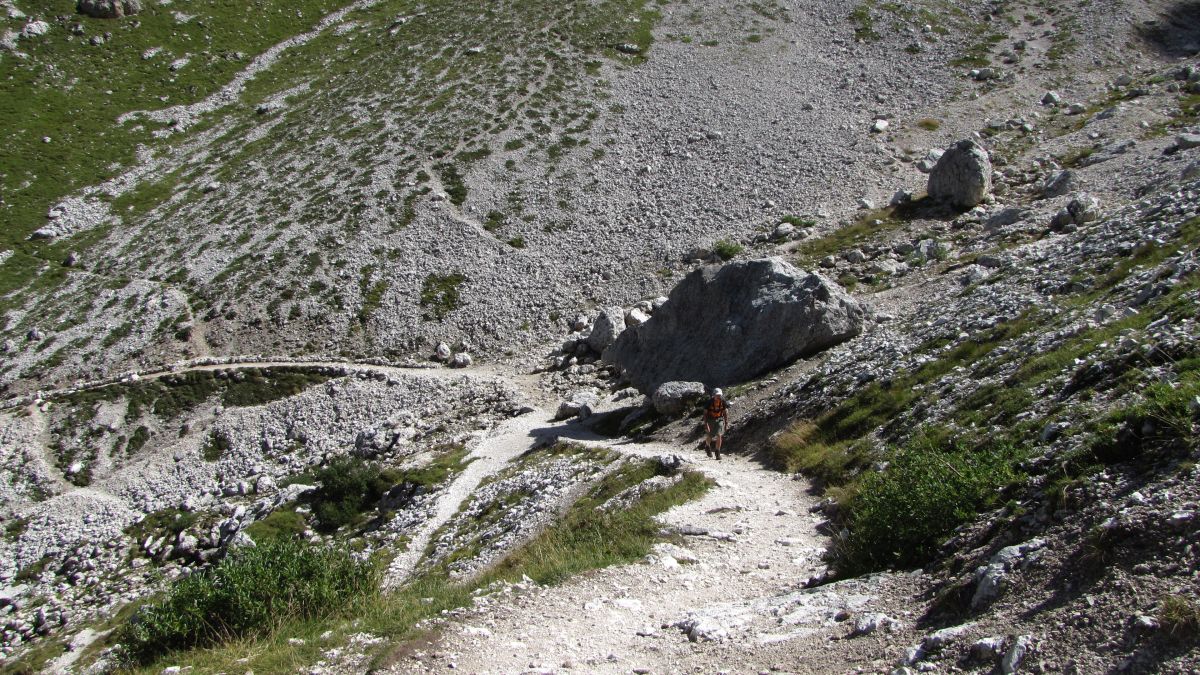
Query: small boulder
625 307 651 327
586 306 626 353
1050 193 1101 231
77 0 142 17
1041 170 1075 198
850 613 900 637
432 342 452 362
555 392 599 421
1001 635 1031 674
20 21 50 38
1176 133 1200 150
651 381 706 416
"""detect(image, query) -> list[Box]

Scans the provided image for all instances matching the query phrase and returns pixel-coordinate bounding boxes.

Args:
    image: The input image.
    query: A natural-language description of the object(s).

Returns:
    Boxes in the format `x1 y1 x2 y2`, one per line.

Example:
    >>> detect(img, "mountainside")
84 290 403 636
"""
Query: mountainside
1 0 1199 672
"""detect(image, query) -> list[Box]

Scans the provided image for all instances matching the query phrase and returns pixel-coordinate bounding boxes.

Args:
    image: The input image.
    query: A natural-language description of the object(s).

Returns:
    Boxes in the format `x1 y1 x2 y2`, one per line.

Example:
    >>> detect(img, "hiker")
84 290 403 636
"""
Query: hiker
704 388 728 460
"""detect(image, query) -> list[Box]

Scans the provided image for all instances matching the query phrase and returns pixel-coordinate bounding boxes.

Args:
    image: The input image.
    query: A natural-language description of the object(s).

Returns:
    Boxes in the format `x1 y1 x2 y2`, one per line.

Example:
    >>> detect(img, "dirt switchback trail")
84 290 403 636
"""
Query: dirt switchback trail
384 429 892 675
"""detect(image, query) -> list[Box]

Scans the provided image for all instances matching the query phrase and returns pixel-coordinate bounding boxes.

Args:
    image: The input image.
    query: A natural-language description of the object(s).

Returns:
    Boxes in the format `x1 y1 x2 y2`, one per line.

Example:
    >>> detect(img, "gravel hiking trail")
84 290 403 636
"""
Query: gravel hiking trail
379 416 853 674
382 409 554 589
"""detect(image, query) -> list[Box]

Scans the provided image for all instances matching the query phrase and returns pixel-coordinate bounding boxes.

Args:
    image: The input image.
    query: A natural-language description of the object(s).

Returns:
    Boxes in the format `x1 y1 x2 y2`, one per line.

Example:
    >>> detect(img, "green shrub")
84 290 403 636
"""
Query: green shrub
419 272 466 321
435 163 468 206
309 457 401 533
780 215 816 228
484 210 507 231
116 540 376 665
916 117 941 131
126 425 152 455
712 239 743 261
202 432 231 462
4 517 28 541
837 432 1024 574
302 448 468 533
126 508 199 544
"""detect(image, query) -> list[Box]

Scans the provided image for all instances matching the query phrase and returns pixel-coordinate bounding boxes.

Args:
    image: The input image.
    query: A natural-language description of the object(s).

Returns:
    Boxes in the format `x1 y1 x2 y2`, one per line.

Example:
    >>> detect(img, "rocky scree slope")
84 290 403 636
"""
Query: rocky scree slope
0 0 1199 672
4 0 1013 394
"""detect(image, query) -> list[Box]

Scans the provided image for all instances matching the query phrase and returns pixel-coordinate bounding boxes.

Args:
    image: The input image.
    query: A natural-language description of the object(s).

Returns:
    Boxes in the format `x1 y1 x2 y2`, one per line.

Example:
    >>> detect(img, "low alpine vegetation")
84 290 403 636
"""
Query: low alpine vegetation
116 540 377 666
836 431 1025 574
1159 594 1200 640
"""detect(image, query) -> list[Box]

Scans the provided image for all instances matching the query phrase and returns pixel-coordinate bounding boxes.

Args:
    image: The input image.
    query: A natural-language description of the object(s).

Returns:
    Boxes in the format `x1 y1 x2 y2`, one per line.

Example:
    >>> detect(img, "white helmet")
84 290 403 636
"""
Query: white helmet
713 388 723 397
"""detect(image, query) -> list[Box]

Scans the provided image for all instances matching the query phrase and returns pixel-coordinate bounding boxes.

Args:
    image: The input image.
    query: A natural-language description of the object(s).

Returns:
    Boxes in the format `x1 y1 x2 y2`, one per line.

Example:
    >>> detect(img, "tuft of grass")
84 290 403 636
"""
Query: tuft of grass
244 509 308 544
492 462 711 584
780 215 816 228
115 540 377 666
1159 595 1200 640
793 205 907 269
769 422 872 486
484 210 507 232
125 508 199 546
949 32 1006 68
419 272 467 321
357 265 390 325
4 517 29 542
1059 145 1096 168
916 117 941 131
712 239 743 261
1087 375 1200 463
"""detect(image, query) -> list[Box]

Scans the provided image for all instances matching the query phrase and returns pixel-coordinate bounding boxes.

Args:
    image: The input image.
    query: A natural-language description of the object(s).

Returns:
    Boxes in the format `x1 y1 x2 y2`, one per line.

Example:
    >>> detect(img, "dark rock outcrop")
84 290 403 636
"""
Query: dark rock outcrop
605 258 864 392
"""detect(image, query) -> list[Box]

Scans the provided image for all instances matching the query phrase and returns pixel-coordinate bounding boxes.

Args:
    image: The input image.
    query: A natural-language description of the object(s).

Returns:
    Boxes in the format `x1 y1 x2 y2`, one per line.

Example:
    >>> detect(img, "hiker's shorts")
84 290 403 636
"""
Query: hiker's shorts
705 416 725 439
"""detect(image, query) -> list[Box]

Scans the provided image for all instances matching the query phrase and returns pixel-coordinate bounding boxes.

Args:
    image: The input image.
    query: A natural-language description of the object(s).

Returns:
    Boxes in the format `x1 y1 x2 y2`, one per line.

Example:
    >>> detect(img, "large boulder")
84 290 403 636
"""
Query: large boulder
927 139 992 208
605 258 864 392
78 0 142 18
